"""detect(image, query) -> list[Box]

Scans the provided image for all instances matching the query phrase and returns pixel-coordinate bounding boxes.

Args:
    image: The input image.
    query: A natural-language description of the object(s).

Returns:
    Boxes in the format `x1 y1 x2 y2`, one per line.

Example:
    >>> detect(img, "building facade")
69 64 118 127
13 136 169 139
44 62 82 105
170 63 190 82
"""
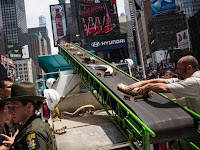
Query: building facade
176 0 200 18
39 15 46 27
65 2 79 43
0 2 5 55
0 0 28 52
124 0 136 59
148 11 187 53
14 58 37 83
119 16 127 34
188 10 200 61
28 32 43 75
28 27 51 55
137 10 151 64
41 38 48 55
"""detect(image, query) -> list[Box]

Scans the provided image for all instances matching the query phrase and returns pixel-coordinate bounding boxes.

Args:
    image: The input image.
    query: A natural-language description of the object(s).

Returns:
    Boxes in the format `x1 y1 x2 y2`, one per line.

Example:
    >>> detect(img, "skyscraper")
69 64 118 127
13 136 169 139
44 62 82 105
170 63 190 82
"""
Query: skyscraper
28 32 44 75
176 0 200 18
28 27 51 54
0 2 5 55
148 11 187 52
192 0 200 15
67 1 79 42
188 10 200 61
0 0 28 52
39 15 46 27
124 0 136 59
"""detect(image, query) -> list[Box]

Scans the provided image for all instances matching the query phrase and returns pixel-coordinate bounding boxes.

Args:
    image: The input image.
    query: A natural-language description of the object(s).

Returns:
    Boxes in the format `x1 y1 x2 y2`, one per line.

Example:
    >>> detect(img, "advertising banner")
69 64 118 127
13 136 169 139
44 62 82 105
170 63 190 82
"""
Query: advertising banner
77 0 120 37
150 0 176 15
7 45 22 60
22 45 29 59
176 29 190 49
50 4 67 47
88 33 128 51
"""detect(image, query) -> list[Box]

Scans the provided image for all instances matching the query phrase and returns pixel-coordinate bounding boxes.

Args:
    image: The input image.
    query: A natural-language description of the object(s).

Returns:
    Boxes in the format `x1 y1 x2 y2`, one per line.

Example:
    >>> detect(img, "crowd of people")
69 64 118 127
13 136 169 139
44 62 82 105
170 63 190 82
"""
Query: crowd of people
132 61 177 80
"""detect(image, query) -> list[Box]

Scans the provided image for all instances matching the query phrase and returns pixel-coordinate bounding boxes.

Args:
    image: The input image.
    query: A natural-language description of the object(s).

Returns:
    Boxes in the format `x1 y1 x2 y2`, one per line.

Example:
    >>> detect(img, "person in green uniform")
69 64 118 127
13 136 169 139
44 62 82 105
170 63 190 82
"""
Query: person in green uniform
0 82 54 150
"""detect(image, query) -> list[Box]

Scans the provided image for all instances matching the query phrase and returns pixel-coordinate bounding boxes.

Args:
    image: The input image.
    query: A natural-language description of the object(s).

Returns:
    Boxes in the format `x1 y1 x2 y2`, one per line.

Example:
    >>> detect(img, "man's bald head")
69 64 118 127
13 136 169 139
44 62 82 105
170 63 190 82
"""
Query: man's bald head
178 55 199 70
176 55 199 80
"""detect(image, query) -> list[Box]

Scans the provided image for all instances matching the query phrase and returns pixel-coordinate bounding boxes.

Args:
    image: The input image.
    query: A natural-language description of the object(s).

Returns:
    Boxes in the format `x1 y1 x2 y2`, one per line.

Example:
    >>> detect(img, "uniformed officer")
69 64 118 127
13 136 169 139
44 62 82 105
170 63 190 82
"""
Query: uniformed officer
0 82 54 150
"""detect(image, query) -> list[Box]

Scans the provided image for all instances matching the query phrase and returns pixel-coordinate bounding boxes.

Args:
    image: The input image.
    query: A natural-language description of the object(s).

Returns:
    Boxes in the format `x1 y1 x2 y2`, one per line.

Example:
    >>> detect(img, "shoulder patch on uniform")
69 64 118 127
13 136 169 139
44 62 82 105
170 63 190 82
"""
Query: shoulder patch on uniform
25 132 40 150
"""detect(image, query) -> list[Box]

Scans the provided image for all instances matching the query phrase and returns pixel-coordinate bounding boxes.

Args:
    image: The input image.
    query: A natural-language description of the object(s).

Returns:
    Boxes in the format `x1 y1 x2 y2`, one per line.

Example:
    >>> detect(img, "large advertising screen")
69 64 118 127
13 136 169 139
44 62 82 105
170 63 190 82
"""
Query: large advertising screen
150 0 176 15
7 45 22 60
176 29 190 49
50 4 67 47
77 0 120 38
7 45 29 60
22 45 29 59
88 33 128 51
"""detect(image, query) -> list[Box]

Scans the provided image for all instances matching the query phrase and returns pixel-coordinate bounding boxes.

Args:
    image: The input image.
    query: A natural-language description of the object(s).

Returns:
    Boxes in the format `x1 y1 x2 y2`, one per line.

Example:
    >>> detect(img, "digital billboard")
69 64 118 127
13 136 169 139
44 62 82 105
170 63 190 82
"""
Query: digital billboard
7 45 29 60
22 45 29 59
176 29 190 49
7 45 22 60
50 4 67 47
77 0 120 38
150 0 176 15
88 33 128 51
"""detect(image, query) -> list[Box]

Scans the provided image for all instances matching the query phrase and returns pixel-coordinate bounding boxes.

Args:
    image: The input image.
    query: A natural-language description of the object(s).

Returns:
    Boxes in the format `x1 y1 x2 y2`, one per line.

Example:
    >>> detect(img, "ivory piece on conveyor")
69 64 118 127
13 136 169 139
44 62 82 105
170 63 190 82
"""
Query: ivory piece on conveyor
68 47 77 51
77 51 83 56
80 56 98 63
117 83 139 96
87 64 113 74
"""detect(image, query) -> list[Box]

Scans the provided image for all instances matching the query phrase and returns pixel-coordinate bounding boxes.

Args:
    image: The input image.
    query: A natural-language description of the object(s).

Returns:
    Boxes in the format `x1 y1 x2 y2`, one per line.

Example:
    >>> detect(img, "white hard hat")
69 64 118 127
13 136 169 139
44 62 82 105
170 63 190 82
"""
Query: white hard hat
44 89 60 110
46 78 56 89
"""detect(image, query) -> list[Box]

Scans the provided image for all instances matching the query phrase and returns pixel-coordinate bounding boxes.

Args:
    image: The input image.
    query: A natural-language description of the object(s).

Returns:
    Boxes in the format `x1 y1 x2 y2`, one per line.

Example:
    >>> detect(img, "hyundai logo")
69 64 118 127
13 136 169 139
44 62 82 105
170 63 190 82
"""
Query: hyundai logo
91 41 101 47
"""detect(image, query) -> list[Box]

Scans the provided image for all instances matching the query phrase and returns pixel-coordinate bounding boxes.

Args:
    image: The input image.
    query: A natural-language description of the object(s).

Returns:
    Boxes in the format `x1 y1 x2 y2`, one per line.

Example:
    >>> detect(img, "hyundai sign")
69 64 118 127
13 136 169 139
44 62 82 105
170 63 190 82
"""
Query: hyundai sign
88 33 128 51
150 0 176 15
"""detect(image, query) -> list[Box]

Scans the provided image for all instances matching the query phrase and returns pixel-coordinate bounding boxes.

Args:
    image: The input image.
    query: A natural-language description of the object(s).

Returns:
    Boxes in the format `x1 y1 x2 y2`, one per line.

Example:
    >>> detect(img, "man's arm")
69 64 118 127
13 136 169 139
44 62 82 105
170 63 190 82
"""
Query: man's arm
128 78 166 90
139 83 170 95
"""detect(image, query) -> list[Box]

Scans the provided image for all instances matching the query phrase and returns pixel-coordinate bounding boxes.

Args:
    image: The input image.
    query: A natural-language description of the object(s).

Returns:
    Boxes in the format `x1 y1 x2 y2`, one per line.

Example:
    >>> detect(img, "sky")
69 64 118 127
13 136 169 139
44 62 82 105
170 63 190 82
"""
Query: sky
24 0 125 54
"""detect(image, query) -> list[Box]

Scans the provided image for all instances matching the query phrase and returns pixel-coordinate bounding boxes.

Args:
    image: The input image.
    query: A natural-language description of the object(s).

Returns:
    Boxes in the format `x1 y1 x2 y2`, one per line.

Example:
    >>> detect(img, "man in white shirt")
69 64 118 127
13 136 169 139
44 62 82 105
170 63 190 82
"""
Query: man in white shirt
128 55 200 148
129 55 200 115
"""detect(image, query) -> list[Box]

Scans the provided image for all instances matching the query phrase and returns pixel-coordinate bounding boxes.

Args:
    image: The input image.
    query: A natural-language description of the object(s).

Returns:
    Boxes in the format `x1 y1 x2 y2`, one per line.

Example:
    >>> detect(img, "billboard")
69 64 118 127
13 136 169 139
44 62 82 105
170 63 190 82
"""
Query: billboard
50 4 67 47
88 33 128 51
176 29 190 49
150 0 176 15
22 45 29 59
77 0 120 38
7 45 22 60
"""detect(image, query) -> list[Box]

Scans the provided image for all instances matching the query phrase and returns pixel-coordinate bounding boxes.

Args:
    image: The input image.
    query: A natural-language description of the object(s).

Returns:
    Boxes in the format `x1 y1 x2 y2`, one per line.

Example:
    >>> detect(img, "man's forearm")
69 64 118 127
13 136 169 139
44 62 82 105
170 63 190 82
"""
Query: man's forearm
141 78 166 86
147 83 170 93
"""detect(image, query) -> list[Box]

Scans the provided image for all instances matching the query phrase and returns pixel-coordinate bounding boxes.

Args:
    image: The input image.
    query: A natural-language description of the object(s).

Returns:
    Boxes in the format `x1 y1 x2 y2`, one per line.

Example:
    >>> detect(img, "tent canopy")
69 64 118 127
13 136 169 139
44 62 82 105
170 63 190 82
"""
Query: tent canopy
38 54 72 78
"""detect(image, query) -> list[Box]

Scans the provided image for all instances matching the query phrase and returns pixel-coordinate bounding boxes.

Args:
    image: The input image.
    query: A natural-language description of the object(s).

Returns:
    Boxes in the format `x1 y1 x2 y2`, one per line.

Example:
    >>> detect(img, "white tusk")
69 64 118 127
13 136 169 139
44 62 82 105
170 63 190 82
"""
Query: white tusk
87 64 113 74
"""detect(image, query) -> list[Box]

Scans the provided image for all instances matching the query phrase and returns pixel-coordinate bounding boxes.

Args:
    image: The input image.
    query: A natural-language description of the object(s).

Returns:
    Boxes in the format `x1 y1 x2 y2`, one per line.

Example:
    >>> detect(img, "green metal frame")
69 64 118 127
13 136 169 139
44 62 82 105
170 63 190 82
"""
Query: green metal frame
73 44 200 150
59 45 155 150
59 44 200 150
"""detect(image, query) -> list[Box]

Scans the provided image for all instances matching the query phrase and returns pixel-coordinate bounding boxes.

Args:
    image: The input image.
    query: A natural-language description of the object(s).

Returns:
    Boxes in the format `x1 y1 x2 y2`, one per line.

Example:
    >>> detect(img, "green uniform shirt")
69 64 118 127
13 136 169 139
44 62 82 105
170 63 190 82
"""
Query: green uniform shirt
11 115 54 150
